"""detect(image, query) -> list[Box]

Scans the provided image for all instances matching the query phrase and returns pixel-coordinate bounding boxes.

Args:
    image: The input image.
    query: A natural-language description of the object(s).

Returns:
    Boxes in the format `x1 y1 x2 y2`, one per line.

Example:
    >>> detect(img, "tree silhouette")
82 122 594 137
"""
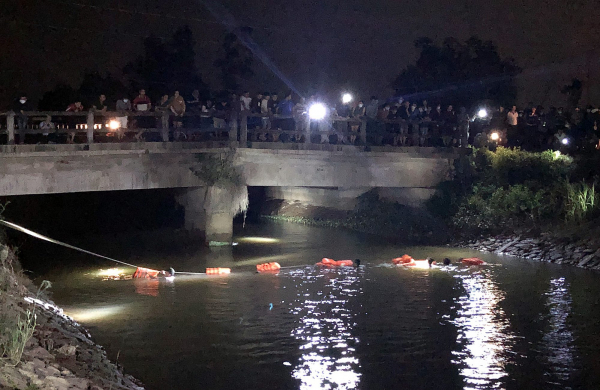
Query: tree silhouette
214 27 255 93
38 84 76 110
561 78 583 109
123 26 208 99
78 72 128 106
392 36 520 107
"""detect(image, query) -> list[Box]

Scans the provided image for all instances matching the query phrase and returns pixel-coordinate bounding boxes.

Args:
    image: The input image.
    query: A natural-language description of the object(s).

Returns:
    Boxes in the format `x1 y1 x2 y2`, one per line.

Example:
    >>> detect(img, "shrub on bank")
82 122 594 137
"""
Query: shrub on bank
428 147 599 234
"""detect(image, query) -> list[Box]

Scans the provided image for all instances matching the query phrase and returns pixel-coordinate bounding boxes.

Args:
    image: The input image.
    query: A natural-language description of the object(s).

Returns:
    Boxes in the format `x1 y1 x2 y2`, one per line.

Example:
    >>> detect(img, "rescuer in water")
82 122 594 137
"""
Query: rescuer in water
427 257 435 267
355 259 361 267
443 258 451 265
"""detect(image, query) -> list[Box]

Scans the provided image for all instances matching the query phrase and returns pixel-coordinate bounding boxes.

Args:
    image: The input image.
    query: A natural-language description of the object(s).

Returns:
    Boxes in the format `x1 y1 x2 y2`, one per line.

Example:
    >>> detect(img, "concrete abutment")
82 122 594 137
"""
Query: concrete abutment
176 185 248 244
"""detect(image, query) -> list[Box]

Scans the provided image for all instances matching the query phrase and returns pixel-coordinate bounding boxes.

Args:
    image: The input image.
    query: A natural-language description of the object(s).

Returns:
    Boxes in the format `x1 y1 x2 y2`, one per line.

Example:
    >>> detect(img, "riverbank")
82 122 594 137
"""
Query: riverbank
259 198 448 245
259 195 600 271
0 242 143 390
455 226 600 270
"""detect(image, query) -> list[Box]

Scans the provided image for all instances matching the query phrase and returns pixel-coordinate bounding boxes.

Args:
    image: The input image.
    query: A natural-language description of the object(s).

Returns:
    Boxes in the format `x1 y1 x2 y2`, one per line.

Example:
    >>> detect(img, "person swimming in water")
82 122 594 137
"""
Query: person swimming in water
443 258 451 265
427 257 435 267
355 259 361 267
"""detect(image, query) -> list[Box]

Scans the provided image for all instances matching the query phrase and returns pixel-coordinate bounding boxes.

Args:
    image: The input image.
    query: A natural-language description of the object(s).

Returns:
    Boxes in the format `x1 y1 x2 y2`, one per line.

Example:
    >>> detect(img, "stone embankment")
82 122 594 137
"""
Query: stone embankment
0 298 144 390
0 242 143 390
460 234 600 269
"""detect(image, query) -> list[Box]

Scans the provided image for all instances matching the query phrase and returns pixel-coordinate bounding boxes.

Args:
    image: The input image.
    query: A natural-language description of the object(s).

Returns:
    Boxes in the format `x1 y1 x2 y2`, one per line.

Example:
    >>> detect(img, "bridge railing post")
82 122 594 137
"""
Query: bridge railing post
7 112 15 145
161 112 169 142
359 119 367 145
239 112 247 146
304 117 311 144
86 111 94 144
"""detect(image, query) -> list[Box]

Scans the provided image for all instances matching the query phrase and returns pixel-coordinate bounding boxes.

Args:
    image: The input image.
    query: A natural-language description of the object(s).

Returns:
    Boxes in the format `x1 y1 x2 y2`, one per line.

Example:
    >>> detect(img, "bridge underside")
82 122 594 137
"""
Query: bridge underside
0 143 458 243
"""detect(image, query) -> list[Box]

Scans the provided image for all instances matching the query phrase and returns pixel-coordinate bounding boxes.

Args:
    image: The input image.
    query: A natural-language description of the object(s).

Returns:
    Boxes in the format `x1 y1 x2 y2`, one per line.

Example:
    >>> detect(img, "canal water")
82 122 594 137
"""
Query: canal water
29 222 600 389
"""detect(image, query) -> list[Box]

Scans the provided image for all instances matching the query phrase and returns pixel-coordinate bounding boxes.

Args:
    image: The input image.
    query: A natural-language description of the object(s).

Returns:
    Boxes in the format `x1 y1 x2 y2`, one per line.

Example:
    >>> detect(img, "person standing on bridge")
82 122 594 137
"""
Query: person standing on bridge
12 94 32 144
92 94 107 112
115 96 132 141
277 93 294 132
457 107 470 148
169 91 186 140
133 89 152 140
66 101 84 143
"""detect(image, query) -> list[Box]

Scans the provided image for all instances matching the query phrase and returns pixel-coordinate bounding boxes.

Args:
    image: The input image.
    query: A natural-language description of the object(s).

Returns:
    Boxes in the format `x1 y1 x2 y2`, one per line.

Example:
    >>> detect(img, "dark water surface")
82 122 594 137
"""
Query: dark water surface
29 222 600 389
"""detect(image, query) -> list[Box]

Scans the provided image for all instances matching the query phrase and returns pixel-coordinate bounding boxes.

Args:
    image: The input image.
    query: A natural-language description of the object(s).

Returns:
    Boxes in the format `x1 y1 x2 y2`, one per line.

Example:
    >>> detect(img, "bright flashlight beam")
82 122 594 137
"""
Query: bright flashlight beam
562 138 569 145
309 103 327 120
342 93 353 104
490 132 500 141
477 109 488 118
199 0 301 97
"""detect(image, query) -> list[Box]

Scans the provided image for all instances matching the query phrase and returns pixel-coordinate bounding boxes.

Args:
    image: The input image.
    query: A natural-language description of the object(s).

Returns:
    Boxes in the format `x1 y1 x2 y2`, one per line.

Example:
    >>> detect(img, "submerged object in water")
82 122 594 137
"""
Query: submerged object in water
316 258 354 267
257 262 281 273
206 267 231 275
461 257 486 266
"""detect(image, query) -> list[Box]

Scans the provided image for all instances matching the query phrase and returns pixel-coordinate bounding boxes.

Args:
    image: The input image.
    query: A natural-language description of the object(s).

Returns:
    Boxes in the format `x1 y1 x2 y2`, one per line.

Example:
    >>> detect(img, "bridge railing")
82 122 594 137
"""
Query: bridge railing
0 110 448 147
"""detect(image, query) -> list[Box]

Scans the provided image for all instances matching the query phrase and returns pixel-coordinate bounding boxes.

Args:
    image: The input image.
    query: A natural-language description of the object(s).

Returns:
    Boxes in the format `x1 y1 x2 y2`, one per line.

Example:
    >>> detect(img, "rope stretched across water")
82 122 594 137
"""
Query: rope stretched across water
1 219 143 269
0 219 311 275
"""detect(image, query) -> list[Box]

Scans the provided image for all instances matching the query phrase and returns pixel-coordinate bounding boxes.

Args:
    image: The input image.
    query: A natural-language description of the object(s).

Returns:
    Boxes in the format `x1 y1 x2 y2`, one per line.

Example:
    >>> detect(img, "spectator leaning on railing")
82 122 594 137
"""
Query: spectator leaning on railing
65 101 84 143
92 94 107 112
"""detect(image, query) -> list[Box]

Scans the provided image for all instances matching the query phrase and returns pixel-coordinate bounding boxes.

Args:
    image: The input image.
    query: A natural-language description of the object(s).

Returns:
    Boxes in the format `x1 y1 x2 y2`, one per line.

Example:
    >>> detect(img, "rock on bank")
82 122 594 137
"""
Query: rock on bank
459 233 600 270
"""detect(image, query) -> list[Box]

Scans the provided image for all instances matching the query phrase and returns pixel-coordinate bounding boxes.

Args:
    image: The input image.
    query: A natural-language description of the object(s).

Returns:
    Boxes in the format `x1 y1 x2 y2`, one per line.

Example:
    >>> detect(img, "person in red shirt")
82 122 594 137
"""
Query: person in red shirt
66 101 83 112
132 89 152 111
65 101 84 143
132 89 152 139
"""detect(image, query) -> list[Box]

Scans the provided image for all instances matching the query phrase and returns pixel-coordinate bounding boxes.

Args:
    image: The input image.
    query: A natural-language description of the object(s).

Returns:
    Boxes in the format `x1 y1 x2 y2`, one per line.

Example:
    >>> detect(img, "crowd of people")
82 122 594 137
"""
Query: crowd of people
5 89 600 151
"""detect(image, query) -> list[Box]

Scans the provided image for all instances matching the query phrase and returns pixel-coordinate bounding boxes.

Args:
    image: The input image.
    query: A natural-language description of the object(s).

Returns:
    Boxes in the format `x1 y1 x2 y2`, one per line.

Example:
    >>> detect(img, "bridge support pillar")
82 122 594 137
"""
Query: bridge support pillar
176 185 248 245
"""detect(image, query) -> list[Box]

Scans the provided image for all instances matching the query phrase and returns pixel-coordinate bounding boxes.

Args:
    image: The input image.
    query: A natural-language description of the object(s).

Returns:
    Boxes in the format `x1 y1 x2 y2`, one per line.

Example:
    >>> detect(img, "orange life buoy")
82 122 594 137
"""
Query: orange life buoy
461 258 486 266
133 267 161 279
257 262 281 273
392 254 414 265
206 267 231 275
316 258 354 267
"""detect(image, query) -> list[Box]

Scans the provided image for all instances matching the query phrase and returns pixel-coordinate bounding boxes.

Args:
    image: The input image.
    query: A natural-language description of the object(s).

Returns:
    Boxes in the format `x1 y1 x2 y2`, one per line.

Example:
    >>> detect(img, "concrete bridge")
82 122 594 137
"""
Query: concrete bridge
0 142 460 243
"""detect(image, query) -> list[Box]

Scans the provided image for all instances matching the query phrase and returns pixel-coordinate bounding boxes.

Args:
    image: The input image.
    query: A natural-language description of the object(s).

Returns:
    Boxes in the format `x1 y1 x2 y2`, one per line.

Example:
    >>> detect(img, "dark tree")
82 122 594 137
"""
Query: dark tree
561 78 583 109
123 26 208 99
214 27 255 93
78 72 128 106
38 84 76 110
392 36 521 107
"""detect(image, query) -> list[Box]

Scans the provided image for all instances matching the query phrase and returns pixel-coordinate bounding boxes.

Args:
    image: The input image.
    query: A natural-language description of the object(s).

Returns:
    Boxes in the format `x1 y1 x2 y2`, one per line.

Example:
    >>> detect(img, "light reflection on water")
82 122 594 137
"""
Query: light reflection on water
542 277 575 387
288 267 362 389
28 223 600 389
451 270 514 389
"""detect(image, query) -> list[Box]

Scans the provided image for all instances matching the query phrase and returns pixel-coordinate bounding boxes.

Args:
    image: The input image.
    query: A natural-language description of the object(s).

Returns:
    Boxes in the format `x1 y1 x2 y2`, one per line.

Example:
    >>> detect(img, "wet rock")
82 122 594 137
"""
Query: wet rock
579 254 595 267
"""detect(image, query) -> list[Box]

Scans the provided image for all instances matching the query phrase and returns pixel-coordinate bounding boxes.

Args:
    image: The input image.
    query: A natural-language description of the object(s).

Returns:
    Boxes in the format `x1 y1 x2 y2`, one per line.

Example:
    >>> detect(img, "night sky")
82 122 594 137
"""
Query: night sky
2 0 599 107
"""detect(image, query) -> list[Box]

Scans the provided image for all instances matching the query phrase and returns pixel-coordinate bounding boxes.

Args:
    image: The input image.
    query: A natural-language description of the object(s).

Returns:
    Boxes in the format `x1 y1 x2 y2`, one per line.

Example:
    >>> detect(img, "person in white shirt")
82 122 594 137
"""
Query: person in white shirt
506 105 519 146
260 94 271 130
240 91 252 112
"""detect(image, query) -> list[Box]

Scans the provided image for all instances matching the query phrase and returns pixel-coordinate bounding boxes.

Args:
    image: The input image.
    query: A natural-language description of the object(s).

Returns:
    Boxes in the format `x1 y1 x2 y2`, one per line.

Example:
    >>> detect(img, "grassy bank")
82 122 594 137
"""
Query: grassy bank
427 147 600 240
